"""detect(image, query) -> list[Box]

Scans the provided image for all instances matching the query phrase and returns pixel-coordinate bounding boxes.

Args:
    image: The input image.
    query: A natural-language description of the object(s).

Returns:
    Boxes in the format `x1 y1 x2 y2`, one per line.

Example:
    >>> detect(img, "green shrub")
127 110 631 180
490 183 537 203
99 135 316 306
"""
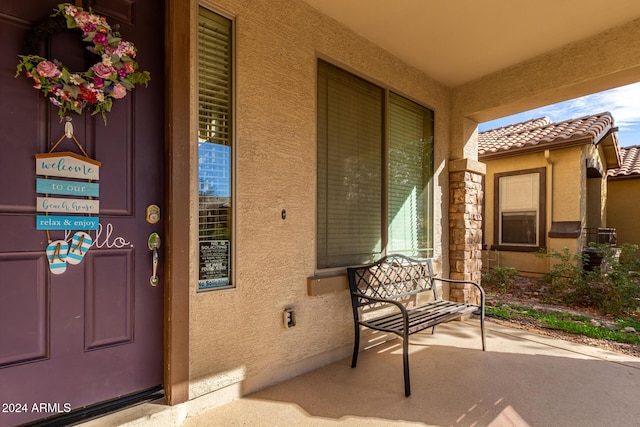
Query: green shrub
537 247 586 303
482 266 519 294
537 245 640 318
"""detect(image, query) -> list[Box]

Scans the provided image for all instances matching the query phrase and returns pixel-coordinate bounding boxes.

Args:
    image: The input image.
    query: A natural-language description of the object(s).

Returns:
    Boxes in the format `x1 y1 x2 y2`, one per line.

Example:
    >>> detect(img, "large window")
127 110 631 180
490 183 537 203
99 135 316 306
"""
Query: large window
317 61 434 269
197 7 233 290
494 168 546 250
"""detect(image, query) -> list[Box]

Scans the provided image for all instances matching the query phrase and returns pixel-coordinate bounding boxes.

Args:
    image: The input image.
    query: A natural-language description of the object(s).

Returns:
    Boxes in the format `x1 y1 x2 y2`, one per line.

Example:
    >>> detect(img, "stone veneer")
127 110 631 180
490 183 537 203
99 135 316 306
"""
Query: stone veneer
448 159 486 304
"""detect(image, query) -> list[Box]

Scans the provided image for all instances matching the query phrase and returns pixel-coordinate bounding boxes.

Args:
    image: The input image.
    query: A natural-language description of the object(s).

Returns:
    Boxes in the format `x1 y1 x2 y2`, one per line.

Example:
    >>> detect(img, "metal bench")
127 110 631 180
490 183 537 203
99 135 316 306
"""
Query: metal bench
347 254 486 396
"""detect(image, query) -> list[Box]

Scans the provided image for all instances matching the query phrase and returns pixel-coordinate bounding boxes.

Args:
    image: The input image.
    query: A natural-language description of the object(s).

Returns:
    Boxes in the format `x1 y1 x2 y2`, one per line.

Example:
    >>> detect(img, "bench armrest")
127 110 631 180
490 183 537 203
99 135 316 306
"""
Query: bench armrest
433 277 484 294
351 292 409 314
350 292 410 329
432 277 485 312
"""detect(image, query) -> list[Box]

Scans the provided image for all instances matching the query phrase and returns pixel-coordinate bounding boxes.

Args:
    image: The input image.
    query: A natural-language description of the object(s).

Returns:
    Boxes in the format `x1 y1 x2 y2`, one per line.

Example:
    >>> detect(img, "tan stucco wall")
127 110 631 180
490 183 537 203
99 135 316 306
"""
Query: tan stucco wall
482 147 588 274
585 143 609 229
189 0 452 399
608 178 640 248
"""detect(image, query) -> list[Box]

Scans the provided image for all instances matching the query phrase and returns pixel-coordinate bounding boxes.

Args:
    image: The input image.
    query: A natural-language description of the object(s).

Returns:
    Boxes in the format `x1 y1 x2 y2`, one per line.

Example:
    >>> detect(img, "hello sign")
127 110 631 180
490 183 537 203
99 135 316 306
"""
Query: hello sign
35 152 101 230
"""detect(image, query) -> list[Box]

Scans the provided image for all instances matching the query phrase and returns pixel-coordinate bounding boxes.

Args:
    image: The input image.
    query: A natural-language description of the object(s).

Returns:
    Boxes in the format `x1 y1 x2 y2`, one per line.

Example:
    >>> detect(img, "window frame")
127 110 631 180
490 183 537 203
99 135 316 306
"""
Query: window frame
316 60 435 270
196 6 235 291
492 167 546 252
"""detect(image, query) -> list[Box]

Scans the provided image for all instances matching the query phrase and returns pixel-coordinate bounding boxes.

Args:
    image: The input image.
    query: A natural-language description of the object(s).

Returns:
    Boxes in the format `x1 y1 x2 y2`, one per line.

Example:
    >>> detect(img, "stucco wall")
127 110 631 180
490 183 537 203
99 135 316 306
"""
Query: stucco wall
608 178 640 249
482 147 585 274
584 144 609 230
189 0 452 399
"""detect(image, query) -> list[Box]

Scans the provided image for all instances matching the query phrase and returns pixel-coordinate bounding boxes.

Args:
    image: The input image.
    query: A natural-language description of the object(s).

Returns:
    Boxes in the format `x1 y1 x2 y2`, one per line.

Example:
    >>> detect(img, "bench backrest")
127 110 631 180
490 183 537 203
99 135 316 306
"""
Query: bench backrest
347 254 437 309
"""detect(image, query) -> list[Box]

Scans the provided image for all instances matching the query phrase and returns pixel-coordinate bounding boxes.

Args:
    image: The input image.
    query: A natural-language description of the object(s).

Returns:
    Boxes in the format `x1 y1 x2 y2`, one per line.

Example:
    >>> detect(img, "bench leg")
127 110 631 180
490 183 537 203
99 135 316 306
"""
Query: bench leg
403 336 411 397
480 313 486 351
351 324 360 368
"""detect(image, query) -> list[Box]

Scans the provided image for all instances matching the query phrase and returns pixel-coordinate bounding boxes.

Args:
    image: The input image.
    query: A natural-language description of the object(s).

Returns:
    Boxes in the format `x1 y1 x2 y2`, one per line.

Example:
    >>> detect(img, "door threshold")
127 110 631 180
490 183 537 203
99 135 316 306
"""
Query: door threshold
19 386 164 427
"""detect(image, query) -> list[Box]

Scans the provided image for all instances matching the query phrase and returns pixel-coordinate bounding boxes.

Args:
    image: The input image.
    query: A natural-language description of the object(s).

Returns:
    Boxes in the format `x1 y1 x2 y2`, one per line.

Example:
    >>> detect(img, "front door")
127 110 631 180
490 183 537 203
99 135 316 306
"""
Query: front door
0 1 164 425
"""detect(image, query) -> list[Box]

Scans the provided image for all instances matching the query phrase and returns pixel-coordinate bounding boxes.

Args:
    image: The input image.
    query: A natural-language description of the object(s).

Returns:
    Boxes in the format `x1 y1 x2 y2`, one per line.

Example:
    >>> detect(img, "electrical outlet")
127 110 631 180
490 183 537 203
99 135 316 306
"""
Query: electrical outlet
283 308 296 328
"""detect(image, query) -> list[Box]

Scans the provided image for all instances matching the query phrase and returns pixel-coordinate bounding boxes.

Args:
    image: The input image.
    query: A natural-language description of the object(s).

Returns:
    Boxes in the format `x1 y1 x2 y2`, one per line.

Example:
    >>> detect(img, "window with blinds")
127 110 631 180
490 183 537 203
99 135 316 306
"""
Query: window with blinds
494 168 546 249
317 61 434 269
317 61 383 268
197 7 233 290
388 93 434 258
499 173 539 245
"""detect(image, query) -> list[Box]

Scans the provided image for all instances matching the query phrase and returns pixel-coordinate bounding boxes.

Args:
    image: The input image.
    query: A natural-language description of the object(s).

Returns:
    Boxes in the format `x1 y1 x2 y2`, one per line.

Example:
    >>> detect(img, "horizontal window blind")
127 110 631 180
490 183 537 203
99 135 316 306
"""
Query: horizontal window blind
198 9 231 146
499 173 539 245
198 8 232 290
500 173 538 211
317 61 435 269
317 61 383 268
388 93 434 258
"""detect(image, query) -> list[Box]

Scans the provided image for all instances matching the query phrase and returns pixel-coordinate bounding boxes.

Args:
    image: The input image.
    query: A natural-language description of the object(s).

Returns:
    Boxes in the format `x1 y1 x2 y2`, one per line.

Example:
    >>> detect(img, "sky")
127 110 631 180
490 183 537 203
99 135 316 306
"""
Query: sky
478 82 640 147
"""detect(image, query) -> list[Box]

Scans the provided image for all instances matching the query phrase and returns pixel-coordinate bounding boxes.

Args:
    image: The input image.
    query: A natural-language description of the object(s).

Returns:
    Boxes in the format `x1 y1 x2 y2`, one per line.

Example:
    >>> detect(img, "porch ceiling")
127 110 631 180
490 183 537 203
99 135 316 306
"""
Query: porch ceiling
301 0 640 88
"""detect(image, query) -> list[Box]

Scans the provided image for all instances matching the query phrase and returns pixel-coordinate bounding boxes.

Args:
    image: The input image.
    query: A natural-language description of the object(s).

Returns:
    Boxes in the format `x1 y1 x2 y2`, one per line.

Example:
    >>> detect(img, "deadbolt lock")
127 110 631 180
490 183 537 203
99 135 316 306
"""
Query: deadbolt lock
146 204 160 224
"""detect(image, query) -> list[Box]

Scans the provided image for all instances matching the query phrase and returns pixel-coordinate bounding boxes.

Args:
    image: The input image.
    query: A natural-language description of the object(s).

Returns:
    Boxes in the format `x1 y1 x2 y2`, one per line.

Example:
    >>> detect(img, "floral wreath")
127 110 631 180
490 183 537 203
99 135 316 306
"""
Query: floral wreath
15 3 151 123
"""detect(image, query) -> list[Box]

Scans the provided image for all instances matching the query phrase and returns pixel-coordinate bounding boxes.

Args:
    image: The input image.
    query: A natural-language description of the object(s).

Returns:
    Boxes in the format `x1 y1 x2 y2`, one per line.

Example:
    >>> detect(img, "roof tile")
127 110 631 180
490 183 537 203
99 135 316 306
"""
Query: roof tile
479 112 615 156
608 145 640 178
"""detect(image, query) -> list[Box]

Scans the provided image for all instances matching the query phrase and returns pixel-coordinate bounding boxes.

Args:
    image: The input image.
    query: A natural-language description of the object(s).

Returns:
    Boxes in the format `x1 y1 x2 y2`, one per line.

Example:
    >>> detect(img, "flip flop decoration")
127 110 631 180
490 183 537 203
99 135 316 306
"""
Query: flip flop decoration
67 231 93 265
46 240 69 274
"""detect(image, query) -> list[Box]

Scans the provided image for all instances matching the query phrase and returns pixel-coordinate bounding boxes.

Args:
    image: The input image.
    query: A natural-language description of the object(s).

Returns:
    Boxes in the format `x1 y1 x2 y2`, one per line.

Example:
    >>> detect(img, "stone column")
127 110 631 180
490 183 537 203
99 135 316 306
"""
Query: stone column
449 158 486 304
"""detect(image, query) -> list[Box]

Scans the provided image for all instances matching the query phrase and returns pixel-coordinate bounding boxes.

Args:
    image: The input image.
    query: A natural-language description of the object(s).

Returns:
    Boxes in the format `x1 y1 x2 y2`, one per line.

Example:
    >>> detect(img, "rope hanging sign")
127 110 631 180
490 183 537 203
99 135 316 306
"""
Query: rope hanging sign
35 118 101 274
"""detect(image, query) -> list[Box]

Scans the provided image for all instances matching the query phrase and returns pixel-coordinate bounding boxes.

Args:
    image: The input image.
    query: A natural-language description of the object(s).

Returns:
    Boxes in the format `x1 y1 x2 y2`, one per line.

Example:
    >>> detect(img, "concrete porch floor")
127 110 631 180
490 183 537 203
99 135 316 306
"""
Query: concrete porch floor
80 321 640 427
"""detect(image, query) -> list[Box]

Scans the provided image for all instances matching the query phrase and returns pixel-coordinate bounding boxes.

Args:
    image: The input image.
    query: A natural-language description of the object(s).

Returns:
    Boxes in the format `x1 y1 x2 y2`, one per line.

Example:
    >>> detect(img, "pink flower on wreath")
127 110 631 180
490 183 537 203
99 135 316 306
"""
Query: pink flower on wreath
36 60 61 78
116 63 135 78
82 22 97 34
106 41 136 58
64 5 78 17
93 32 109 47
74 11 91 26
90 13 108 29
122 41 136 56
93 63 114 79
111 84 127 99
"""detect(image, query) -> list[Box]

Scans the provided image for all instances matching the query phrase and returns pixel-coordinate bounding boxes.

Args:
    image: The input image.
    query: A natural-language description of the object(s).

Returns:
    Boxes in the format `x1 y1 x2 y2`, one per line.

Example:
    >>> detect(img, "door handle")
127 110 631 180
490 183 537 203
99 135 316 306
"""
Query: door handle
147 232 161 286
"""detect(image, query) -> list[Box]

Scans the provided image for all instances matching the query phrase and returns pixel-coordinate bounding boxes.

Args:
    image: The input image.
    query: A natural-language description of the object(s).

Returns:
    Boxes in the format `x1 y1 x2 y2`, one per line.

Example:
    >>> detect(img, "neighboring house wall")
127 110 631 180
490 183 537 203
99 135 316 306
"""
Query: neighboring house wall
482 137 612 275
608 178 640 248
607 146 640 250
483 148 584 274
483 152 547 273
586 144 610 229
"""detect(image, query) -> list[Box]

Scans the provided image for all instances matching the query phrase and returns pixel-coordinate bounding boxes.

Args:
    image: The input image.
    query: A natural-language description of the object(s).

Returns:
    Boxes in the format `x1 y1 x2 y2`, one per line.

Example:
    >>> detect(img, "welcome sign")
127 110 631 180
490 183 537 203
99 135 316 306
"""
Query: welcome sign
36 152 100 180
35 152 101 231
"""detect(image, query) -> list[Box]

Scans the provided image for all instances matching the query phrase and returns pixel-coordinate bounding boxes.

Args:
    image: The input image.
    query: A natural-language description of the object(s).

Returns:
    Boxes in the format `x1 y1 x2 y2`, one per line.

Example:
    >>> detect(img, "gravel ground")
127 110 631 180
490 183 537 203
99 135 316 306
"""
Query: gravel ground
484 276 640 358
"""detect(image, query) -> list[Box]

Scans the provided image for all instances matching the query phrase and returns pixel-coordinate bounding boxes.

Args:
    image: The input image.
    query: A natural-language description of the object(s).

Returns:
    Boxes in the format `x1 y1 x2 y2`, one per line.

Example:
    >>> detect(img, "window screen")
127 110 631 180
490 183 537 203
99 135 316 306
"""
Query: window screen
198 8 232 290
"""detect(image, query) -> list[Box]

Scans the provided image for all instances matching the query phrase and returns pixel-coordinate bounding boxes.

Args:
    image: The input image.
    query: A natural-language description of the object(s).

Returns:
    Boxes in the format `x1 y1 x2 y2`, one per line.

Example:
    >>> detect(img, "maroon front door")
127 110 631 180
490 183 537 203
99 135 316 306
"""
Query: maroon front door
0 1 164 425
